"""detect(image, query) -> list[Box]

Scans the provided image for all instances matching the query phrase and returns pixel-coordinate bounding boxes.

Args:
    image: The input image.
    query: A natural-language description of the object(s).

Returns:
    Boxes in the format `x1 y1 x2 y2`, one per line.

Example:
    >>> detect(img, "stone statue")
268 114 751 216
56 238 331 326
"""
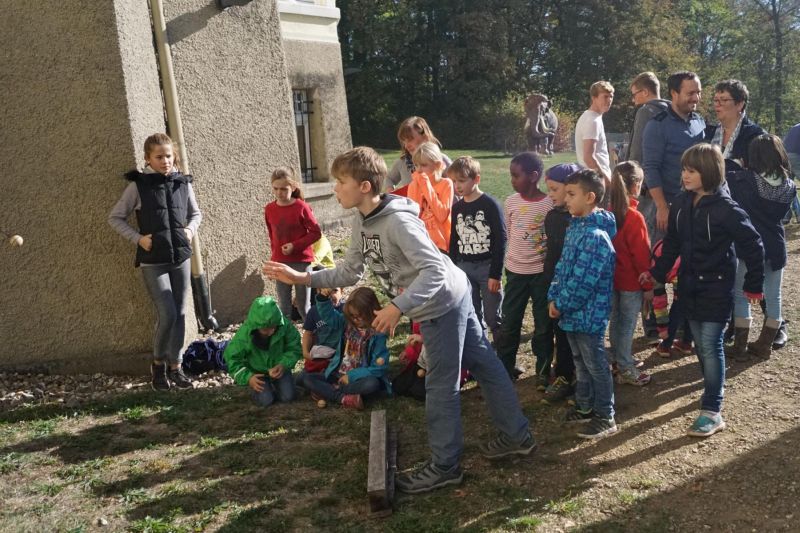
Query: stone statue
524 93 557 155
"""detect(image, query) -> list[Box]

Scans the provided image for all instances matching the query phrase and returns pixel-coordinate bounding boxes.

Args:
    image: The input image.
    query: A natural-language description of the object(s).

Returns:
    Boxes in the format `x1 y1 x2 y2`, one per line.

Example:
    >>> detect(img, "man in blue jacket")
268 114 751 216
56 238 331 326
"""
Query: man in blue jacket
641 71 706 243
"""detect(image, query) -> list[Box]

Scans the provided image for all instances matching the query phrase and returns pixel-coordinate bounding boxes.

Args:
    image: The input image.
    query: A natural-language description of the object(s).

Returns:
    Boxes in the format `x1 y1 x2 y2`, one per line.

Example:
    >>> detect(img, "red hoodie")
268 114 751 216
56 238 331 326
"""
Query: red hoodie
612 198 653 291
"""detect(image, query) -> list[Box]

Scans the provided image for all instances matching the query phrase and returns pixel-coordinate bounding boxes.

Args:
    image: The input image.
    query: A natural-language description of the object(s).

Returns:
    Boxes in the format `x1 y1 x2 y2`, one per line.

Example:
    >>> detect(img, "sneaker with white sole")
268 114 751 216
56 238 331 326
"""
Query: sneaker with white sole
480 431 537 459
563 407 593 423
687 411 726 437
577 415 618 439
395 461 463 494
615 368 651 386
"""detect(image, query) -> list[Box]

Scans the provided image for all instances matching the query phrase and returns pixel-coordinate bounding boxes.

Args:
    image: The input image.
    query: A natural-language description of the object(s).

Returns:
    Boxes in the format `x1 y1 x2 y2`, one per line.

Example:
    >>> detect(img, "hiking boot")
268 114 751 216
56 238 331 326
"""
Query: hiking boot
687 411 726 437
480 431 537 459
340 394 364 410
151 363 170 391
633 357 645 369
511 366 525 380
167 367 193 390
615 368 651 386
772 320 789 350
671 340 694 356
748 322 779 359
655 342 671 358
563 407 593 423
727 327 750 362
395 461 463 494
541 376 574 404
577 415 618 439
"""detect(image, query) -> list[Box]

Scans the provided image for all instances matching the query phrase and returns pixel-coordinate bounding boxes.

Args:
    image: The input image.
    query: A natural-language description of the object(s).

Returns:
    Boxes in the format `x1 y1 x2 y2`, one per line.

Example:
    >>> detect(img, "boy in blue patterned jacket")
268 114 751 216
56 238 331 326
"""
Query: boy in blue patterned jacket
548 169 618 439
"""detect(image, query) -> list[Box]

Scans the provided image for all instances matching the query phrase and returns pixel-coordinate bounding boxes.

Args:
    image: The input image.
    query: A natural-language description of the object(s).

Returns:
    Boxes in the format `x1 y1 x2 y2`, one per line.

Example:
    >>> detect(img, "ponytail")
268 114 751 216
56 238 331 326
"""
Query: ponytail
609 161 644 230
271 167 304 201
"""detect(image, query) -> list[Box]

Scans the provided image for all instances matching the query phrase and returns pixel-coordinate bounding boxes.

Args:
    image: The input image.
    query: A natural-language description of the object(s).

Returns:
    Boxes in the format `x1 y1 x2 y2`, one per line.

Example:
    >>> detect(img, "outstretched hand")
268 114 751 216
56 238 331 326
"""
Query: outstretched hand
372 304 402 337
263 261 309 285
638 271 655 286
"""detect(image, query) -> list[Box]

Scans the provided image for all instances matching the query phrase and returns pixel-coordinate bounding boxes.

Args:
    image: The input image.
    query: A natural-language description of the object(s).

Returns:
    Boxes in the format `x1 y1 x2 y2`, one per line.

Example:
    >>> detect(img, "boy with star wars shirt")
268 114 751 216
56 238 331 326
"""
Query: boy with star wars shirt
448 156 506 339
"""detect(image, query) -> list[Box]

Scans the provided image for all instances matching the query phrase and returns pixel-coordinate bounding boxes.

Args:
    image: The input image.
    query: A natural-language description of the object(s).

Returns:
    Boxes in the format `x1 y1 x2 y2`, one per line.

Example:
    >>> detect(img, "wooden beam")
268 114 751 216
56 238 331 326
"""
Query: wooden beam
367 409 395 517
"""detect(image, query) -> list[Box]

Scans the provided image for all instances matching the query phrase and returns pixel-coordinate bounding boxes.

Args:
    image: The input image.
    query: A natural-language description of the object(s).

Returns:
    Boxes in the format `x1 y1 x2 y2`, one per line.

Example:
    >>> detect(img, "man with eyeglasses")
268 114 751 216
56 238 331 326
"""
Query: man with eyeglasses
626 72 670 164
641 71 706 243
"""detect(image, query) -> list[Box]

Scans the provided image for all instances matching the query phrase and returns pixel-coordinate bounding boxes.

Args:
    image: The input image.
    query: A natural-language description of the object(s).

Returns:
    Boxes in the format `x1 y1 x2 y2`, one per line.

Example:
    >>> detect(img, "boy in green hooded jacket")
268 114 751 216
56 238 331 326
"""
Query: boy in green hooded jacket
224 296 302 407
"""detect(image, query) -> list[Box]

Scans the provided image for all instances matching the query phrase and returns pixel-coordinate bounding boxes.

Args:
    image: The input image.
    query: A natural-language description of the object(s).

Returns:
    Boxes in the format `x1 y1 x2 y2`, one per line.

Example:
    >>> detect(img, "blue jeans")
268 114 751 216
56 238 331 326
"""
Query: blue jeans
609 290 642 372
456 259 504 337
734 260 783 324
566 331 615 419
251 371 296 407
140 259 191 365
419 289 530 468
275 261 312 321
688 320 725 413
299 371 380 403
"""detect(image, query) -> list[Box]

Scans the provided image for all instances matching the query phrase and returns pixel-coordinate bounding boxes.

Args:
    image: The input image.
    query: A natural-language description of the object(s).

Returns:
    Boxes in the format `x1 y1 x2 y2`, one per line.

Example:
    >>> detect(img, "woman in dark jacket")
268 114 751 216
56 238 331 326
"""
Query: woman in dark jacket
704 79 765 171
646 144 764 438
727 134 796 360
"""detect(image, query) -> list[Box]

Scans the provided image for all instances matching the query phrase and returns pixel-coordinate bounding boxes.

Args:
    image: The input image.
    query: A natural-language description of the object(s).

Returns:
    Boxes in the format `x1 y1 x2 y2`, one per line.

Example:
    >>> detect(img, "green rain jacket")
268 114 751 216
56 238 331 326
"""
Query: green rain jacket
223 296 302 386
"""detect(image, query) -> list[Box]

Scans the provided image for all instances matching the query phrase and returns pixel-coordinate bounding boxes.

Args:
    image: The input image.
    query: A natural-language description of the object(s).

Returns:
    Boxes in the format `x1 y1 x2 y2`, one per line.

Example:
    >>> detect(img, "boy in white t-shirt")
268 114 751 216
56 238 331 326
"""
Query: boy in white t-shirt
575 81 614 180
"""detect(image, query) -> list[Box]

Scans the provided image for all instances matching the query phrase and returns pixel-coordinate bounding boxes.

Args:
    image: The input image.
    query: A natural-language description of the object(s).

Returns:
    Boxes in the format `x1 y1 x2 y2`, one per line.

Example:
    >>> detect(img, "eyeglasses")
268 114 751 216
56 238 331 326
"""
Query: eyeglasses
631 89 645 97
712 98 735 105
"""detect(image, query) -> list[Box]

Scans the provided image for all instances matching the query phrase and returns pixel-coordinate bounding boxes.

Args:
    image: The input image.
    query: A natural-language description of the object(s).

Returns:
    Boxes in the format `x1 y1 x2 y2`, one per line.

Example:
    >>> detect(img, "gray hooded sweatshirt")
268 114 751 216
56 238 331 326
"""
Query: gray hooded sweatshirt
627 98 670 164
310 195 469 322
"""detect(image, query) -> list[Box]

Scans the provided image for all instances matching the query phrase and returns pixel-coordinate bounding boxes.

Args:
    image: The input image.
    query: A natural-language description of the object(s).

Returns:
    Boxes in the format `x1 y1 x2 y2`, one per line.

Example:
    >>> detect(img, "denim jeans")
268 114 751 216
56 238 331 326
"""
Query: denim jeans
609 290 643 372
734 260 783 324
496 270 553 377
553 321 575 381
419 289 530 468
638 194 666 246
299 371 380 403
140 259 191 365
251 371 296 407
275 261 312 321
456 259 503 337
688 320 726 413
566 331 615 419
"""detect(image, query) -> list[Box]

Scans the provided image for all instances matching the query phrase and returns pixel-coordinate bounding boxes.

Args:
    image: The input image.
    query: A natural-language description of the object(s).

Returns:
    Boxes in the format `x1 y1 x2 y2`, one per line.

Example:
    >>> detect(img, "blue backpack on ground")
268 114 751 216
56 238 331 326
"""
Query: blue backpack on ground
181 338 229 376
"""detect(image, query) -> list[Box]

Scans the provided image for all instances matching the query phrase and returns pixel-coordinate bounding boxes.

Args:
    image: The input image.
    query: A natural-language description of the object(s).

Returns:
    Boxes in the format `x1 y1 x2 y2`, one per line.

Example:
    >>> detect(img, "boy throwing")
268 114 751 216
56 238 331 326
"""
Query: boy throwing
264 147 535 493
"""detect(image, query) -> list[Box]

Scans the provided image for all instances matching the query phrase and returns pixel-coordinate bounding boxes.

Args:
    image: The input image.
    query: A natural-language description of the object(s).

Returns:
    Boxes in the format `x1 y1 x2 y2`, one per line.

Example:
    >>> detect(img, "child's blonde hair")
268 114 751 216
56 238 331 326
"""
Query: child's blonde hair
609 161 644 230
397 116 441 156
411 142 445 169
271 167 304 200
343 287 382 327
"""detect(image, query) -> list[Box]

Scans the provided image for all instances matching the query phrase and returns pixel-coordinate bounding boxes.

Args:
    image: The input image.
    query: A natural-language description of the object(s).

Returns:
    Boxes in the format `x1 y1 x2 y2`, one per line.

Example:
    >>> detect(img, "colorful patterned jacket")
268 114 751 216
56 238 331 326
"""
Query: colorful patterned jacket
548 209 617 334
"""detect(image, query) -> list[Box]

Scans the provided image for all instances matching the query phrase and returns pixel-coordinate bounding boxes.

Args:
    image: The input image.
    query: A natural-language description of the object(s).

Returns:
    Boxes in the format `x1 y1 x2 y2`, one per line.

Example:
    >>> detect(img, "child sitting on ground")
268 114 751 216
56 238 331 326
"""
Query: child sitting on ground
448 156 506 340
300 287 343 375
548 169 618 439
298 287 391 410
392 322 429 401
223 296 302 408
408 142 455 252
541 163 582 404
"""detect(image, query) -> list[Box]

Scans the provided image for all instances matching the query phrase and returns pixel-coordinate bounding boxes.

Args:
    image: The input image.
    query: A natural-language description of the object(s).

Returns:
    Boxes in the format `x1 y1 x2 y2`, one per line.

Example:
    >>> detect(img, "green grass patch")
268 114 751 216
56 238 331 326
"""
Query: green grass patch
544 493 584 516
506 515 544 531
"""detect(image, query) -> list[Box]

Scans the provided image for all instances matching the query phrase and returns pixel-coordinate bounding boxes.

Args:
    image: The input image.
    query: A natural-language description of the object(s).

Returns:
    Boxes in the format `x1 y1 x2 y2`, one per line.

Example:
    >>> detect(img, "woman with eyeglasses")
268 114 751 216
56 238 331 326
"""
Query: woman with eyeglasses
704 79 765 171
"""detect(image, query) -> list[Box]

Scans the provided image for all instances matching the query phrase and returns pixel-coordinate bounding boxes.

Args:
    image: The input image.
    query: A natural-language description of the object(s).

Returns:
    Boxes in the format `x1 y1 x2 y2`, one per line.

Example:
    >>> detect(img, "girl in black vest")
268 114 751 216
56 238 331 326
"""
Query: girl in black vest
109 133 202 391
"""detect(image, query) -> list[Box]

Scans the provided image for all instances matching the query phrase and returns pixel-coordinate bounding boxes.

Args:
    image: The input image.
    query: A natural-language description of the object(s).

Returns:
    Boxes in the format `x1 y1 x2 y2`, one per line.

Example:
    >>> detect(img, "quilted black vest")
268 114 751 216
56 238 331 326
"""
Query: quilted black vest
126 170 193 267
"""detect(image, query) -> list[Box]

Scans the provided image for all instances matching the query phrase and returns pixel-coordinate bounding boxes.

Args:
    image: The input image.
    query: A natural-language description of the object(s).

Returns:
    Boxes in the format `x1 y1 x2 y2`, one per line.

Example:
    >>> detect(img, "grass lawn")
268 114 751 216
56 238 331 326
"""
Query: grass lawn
377 149 578 201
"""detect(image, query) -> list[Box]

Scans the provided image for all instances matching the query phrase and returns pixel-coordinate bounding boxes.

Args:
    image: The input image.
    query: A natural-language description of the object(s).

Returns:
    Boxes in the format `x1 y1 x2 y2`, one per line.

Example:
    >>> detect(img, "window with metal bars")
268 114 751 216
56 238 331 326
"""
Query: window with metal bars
293 89 316 183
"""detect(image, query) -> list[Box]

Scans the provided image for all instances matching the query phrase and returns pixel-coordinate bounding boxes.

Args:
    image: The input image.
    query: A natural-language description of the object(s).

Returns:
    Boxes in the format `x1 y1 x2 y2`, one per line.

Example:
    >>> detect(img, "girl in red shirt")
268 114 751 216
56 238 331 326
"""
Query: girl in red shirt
265 168 321 321
607 161 653 386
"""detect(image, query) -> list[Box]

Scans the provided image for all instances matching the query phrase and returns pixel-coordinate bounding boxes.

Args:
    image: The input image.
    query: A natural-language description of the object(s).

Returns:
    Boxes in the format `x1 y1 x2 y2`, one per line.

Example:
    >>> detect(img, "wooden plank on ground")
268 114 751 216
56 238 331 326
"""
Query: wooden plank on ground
367 409 393 517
